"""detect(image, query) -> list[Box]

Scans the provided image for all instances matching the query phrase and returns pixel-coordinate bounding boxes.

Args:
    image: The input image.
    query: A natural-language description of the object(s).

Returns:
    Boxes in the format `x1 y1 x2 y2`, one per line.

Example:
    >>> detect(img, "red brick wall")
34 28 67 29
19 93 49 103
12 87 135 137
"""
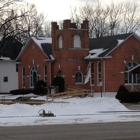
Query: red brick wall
18 20 140 93
51 20 89 89
92 36 140 92
18 40 51 89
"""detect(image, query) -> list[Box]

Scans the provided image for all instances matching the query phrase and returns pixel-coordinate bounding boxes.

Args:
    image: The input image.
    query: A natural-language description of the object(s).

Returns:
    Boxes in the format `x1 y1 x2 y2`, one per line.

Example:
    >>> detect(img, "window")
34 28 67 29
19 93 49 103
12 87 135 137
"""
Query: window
44 65 47 83
73 35 81 48
30 67 38 87
75 72 83 84
16 64 18 72
22 67 25 88
58 36 63 49
3 76 8 82
97 61 101 85
57 70 63 77
91 63 94 85
125 62 140 84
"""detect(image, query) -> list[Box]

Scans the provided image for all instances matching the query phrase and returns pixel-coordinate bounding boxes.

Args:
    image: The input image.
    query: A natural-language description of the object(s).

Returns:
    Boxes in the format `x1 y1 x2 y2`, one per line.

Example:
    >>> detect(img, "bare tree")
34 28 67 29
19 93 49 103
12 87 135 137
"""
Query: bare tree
70 0 140 38
0 0 28 54
43 21 51 37
18 2 47 41
0 0 49 55
121 2 140 33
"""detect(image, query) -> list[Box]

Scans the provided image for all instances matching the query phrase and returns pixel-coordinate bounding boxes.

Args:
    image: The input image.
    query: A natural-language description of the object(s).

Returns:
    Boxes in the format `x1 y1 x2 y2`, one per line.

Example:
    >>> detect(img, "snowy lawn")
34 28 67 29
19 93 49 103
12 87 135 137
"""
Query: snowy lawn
0 92 140 127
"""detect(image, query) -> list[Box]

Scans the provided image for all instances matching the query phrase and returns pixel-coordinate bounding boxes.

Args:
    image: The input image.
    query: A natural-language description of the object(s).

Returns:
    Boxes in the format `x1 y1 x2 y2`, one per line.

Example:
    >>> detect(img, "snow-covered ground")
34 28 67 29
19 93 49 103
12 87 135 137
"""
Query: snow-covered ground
0 92 140 127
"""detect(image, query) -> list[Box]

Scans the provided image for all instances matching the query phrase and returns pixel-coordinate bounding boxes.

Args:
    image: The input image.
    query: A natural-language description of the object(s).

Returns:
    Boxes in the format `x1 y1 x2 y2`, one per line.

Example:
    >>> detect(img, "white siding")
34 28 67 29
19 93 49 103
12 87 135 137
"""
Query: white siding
0 61 18 93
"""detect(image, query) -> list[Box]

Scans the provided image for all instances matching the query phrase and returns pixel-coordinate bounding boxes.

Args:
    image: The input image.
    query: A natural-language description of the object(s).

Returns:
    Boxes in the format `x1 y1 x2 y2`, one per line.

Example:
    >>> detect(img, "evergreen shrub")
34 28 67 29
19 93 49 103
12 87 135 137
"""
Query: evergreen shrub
33 80 47 95
10 89 33 95
51 76 65 92
116 85 140 103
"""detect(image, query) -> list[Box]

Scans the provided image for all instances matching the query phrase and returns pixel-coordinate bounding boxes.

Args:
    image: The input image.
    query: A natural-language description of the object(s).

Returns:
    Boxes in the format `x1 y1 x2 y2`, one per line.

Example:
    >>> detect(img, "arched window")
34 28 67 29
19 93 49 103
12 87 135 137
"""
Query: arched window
97 61 101 85
58 36 62 49
57 70 63 77
30 67 38 87
22 67 25 88
125 62 140 84
44 65 47 83
73 35 81 48
75 72 83 84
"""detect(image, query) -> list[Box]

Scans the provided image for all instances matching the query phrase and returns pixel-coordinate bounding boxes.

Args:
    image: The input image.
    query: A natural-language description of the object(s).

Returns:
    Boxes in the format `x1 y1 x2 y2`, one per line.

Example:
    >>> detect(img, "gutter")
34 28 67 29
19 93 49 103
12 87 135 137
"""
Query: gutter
84 56 112 60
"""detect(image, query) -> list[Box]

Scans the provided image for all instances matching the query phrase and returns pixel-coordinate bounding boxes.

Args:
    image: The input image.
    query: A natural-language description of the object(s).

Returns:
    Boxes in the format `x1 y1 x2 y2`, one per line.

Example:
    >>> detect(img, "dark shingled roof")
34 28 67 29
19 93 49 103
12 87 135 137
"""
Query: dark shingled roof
0 36 23 60
41 43 52 59
30 37 53 60
89 33 133 58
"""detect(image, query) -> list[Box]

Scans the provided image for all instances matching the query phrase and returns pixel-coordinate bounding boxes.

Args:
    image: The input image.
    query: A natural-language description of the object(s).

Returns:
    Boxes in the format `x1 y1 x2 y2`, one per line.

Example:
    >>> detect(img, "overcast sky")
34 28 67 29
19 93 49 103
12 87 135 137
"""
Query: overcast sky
26 0 140 21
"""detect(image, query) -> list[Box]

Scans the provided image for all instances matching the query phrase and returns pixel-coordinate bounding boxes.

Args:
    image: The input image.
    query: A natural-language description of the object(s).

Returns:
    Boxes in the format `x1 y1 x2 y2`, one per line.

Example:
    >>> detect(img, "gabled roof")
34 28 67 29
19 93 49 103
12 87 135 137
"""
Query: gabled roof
32 37 54 60
0 36 23 60
17 37 54 61
85 33 138 59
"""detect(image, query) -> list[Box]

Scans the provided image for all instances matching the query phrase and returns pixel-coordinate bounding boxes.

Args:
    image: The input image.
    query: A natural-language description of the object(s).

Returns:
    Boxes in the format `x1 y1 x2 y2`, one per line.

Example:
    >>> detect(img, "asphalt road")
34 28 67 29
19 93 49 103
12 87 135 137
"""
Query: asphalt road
0 122 140 140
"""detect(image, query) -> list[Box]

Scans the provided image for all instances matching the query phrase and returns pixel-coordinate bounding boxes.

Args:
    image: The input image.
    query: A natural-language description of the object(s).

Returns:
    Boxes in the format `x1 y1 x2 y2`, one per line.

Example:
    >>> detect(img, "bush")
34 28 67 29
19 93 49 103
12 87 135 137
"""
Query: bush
51 76 65 92
10 80 47 95
33 80 47 95
116 85 140 103
10 89 33 95
117 85 129 94
116 85 129 101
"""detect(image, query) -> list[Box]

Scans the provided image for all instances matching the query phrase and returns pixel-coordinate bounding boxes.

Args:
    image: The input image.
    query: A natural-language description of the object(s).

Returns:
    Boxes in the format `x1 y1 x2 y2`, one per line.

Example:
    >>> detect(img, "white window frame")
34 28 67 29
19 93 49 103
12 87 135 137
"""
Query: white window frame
91 62 94 85
22 67 25 88
125 61 140 84
30 66 38 87
44 65 47 83
97 61 101 85
73 35 81 48
75 72 83 84
58 36 63 49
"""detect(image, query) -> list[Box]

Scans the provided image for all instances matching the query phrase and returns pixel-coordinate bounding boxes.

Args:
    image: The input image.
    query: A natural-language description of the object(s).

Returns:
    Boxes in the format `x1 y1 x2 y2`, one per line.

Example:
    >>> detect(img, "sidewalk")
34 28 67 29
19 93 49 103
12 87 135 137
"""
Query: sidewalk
122 103 140 110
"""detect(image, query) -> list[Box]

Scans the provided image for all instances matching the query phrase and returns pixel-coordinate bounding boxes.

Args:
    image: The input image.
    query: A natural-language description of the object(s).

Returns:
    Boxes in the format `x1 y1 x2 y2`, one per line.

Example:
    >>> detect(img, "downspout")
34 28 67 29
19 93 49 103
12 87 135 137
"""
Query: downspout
131 73 134 91
50 61 53 86
103 59 106 93
100 58 106 93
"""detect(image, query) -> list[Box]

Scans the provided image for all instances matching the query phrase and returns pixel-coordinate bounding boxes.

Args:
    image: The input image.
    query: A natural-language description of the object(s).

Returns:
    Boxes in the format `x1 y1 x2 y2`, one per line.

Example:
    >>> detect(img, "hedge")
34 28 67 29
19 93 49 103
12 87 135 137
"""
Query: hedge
116 85 140 103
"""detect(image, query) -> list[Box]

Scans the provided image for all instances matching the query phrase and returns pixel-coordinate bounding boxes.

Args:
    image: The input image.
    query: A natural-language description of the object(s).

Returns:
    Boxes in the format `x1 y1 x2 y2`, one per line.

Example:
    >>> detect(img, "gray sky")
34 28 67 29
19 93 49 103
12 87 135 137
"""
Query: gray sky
26 0 140 21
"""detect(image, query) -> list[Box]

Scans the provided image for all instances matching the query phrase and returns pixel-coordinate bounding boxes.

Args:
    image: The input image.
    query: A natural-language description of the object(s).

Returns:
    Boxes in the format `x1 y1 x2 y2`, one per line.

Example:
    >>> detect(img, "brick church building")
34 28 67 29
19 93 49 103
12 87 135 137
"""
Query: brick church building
1 19 140 93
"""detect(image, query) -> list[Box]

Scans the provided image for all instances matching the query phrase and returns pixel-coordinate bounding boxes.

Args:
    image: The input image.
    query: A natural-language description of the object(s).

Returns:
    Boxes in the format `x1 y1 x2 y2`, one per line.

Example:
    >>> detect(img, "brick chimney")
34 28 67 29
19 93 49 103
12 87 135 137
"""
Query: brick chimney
51 22 59 32
81 19 89 29
70 23 77 28
63 19 71 29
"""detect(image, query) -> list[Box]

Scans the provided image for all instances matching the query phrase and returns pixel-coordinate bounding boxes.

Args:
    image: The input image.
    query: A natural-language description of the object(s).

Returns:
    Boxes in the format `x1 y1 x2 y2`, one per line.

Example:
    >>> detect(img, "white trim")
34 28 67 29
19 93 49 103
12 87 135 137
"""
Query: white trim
105 33 140 57
22 67 25 88
75 72 83 84
97 61 101 85
103 60 106 92
16 37 53 61
58 36 63 49
73 35 81 48
128 63 140 73
84 56 112 60
44 65 47 83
